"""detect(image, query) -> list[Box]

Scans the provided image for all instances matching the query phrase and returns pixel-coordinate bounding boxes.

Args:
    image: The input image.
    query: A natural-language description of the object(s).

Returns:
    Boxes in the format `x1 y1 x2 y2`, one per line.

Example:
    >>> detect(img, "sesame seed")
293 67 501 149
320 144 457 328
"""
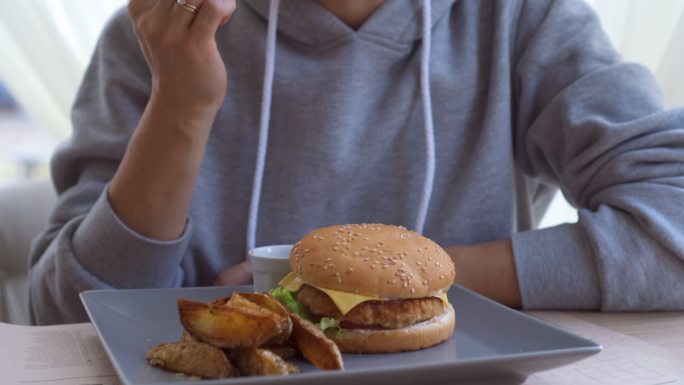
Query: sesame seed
411 288 416 294
439 275 445 280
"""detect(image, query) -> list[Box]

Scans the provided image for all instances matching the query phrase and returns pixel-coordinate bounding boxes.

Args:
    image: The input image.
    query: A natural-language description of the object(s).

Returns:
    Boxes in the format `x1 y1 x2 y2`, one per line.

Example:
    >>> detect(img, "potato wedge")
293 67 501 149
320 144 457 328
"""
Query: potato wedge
262 344 298 360
289 314 344 370
147 340 235 379
234 292 293 344
234 348 295 376
178 297 287 348
180 329 198 342
285 361 300 374
237 292 290 318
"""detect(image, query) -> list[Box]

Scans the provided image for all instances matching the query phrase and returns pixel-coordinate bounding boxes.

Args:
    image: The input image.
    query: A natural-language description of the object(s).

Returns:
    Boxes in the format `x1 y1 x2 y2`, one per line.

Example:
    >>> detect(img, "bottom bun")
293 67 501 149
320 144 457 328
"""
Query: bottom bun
327 303 455 353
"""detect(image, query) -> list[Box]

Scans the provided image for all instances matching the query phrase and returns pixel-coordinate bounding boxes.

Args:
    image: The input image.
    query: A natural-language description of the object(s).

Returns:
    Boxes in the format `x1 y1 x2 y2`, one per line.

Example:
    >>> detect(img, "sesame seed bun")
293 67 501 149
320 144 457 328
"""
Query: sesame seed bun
329 303 455 353
290 224 455 298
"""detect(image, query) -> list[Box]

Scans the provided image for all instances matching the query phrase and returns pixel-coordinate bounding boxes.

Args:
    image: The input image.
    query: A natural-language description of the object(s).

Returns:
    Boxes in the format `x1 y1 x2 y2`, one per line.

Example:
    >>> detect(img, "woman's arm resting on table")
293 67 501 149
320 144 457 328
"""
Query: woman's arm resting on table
446 239 522 308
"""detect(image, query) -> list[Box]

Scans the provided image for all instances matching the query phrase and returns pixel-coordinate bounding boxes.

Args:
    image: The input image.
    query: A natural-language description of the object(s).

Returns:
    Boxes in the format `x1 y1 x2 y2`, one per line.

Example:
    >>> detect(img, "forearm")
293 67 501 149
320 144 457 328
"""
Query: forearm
445 238 522 308
109 96 215 240
109 0 236 240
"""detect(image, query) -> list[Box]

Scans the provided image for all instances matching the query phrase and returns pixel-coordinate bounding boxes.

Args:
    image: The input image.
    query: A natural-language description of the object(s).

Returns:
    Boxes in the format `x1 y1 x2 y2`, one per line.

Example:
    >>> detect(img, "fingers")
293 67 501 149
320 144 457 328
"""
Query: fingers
191 0 237 40
169 0 204 29
130 0 234 39
214 261 254 286
128 0 156 20
127 0 230 110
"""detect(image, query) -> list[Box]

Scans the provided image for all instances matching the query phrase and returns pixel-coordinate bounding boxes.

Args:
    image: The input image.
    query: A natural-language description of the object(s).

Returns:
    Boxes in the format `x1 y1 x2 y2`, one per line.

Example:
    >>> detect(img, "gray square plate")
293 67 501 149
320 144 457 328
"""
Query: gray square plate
81 285 600 385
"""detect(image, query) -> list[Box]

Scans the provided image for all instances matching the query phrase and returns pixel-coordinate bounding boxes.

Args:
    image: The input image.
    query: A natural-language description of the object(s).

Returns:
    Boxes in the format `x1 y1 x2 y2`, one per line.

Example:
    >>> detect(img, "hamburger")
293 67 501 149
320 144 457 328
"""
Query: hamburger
271 223 456 353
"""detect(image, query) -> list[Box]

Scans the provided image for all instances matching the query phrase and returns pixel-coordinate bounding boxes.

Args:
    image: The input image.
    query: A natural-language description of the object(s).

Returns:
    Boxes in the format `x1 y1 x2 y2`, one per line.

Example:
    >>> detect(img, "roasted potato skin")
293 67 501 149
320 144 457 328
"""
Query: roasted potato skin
262 344 298 360
289 314 344 370
147 340 235 379
178 294 290 348
231 293 293 345
233 348 293 376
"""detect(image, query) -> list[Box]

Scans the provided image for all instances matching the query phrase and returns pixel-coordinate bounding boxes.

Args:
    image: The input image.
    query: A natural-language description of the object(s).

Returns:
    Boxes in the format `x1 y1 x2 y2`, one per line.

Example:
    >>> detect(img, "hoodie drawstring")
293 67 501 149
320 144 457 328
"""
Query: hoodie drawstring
247 0 435 251
246 0 280 251
414 0 435 235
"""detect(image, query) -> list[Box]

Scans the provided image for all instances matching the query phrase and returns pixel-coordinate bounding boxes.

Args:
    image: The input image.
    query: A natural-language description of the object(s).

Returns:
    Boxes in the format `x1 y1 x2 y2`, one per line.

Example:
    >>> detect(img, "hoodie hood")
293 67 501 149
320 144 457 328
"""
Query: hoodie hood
242 0 456 47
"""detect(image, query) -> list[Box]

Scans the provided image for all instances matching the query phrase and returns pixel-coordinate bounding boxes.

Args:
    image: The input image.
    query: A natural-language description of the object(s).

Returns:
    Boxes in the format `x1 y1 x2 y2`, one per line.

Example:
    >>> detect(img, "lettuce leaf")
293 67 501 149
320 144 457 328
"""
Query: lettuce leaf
269 286 314 321
319 317 341 332
270 287 346 334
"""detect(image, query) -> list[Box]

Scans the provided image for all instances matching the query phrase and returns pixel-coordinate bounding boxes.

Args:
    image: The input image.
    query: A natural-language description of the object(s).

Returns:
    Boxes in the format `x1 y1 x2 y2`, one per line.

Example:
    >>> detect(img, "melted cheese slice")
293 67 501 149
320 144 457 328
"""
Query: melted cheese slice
278 272 449 315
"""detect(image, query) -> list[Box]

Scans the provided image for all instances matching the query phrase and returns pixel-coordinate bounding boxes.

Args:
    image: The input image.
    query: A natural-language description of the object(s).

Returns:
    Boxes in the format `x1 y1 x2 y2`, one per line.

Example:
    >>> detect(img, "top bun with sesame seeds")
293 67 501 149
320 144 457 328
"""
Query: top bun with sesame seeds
277 224 456 353
290 223 455 298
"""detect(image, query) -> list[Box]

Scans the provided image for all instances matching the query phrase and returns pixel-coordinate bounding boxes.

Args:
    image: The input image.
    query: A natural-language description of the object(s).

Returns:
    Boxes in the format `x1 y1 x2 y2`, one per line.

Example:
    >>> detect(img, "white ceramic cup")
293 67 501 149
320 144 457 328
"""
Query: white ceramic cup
248 244 293 293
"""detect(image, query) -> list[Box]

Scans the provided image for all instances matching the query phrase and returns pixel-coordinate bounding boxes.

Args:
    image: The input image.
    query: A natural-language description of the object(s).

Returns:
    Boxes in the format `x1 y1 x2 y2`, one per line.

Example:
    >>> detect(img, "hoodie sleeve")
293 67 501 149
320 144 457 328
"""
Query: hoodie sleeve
511 0 684 311
28 8 192 325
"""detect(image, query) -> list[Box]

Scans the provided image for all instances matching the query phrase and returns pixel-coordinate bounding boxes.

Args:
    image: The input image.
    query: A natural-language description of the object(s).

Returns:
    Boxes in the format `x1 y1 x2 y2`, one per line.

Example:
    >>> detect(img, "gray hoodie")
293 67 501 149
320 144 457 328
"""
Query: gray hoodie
29 0 684 324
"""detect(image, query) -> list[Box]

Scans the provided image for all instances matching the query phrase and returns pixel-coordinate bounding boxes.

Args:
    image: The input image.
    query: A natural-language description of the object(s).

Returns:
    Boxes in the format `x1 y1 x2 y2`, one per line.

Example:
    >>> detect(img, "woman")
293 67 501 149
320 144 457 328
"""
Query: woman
29 0 684 324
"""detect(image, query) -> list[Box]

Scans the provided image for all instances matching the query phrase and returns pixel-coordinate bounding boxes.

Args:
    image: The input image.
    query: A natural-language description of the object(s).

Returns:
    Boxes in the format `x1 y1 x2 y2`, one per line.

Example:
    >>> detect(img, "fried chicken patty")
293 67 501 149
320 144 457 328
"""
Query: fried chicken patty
297 285 447 329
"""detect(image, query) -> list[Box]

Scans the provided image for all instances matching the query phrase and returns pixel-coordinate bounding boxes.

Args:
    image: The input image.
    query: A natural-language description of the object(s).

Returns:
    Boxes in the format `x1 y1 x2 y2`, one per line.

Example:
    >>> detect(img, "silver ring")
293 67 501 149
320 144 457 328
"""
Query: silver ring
176 0 199 14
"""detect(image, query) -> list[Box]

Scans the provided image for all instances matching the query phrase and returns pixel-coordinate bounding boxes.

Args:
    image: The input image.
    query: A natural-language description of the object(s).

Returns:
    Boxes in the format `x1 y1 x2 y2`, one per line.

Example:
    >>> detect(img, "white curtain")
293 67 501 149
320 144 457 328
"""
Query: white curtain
588 0 684 107
0 0 682 226
0 0 125 139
